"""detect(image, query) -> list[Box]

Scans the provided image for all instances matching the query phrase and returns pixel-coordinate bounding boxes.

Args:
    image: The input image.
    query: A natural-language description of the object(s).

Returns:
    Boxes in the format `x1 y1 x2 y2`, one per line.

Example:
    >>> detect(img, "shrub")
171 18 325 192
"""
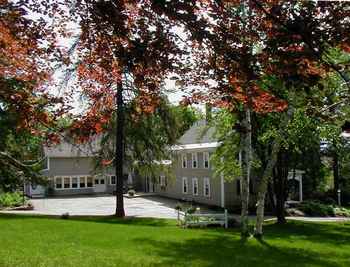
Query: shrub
0 192 24 208
127 189 135 197
334 207 350 217
61 212 70 219
174 203 182 211
186 206 197 214
299 201 335 217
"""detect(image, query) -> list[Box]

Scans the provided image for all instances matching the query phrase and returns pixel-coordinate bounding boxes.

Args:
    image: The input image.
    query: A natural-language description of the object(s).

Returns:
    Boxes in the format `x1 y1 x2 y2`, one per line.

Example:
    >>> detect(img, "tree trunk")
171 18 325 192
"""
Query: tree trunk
115 81 125 217
254 140 281 237
273 149 289 224
333 149 339 195
240 106 252 237
254 106 294 237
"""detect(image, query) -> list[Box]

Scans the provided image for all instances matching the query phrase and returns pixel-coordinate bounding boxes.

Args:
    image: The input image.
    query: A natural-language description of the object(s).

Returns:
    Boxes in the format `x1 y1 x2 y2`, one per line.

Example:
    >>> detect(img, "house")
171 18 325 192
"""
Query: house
27 120 241 209
149 120 239 208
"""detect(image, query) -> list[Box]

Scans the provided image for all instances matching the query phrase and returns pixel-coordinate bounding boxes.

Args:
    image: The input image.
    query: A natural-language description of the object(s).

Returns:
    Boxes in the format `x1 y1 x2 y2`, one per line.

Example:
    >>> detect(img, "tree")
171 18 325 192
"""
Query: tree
45 0 188 217
0 0 65 189
93 98 198 181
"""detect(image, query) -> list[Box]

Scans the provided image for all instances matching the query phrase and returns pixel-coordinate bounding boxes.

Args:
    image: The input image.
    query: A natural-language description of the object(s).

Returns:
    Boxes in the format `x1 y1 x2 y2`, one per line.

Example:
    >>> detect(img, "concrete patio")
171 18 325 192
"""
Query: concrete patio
1 195 217 219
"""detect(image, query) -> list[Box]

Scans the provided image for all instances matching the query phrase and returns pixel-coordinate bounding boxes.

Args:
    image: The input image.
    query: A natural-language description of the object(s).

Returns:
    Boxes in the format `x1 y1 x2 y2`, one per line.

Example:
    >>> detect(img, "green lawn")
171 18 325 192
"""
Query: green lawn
0 214 349 267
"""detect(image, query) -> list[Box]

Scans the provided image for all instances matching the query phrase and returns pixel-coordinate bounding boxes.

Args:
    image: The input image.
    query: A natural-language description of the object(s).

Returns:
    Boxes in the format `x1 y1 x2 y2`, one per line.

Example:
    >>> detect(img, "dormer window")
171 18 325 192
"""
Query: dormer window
203 152 210 169
182 154 187 168
192 153 198 168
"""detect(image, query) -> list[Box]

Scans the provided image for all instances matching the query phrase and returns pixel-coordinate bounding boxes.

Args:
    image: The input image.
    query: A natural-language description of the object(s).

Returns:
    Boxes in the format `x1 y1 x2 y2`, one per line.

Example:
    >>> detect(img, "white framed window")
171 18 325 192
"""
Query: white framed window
71 177 78 188
182 177 188 194
63 177 70 189
160 175 166 187
110 175 116 185
203 177 210 197
55 177 62 189
79 177 86 188
86 176 93 188
203 152 210 169
192 153 198 168
192 178 198 195
182 154 187 168
54 176 92 190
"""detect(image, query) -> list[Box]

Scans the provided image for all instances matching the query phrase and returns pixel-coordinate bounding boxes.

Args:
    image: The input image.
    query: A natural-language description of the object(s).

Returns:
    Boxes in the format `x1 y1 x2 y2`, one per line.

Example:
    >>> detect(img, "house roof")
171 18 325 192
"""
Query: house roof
172 120 219 150
45 120 218 157
44 138 100 158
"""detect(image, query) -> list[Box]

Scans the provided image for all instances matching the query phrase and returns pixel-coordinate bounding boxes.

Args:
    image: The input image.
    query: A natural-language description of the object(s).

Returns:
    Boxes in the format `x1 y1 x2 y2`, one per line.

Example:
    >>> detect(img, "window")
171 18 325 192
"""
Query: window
87 176 93 188
204 177 210 197
160 176 166 187
80 177 86 188
192 178 198 195
94 178 99 185
100 178 105 185
182 177 188 194
203 152 210 169
192 153 198 168
64 177 70 189
110 175 116 185
55 177 62 189
182 154 187 168
71 177 78 188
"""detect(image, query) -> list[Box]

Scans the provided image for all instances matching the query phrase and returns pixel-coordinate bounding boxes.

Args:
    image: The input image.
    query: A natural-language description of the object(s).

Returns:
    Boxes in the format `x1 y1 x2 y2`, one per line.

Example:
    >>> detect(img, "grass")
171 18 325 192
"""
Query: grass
0 214 350 267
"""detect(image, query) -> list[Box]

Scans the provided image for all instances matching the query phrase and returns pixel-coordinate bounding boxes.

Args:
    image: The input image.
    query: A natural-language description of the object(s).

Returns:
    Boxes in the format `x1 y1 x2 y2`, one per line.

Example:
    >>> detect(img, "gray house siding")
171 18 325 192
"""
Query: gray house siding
42 157 135 196
43 157 96 177
154 149 225 207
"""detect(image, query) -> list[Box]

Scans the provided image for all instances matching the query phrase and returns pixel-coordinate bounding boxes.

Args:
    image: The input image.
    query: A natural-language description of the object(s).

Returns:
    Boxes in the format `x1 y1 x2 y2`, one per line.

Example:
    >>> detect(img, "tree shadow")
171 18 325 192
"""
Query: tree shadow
0 213 175 227
263 220 350 246
132 232 348 267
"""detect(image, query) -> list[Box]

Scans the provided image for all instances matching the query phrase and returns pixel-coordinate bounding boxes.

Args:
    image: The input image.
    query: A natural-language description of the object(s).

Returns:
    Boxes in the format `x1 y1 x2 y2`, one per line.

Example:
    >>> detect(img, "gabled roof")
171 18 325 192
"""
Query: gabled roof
172 120 219 150
44 138 100 158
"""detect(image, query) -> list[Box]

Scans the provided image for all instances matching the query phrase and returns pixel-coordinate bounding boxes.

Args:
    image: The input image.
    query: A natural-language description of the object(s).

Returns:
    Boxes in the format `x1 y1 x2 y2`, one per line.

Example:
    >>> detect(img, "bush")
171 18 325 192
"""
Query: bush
127 189 135 197
299 201 335 217
334 207 350 217
61 212 70 219
174 203 182 211
186 206 197 214
0 192 25 208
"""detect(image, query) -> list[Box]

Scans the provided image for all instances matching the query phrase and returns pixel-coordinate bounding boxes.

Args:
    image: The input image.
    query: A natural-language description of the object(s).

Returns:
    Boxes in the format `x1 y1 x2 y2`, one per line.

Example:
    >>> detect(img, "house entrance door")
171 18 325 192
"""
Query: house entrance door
94 176 107 193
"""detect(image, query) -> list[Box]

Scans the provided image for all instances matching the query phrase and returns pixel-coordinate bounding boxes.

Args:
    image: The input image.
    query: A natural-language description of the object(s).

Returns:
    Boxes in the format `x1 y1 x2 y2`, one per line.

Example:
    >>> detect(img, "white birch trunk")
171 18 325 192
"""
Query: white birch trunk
254 106 294 237
240 106 252 237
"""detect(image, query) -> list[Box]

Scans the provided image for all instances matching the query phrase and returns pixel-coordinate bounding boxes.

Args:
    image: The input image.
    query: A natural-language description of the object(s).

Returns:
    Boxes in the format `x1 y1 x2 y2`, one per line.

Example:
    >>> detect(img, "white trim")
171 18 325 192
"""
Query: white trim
172 142 220 151
41 156 50 172
203 152 210 169
192 152 198 168
181 153 187 168
192 177 198 195
182 177 188 194
54 175 94 190
110 175 116 185
203 177 210 197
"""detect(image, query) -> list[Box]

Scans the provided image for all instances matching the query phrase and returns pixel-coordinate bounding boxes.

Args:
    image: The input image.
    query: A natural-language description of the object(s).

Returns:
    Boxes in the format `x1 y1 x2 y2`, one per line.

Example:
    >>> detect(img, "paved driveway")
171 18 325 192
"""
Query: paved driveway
20 196 192 219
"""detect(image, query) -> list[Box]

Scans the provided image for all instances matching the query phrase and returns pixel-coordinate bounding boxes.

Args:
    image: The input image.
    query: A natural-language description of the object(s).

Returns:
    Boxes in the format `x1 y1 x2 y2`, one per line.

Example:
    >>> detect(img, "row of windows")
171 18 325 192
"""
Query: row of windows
182 177 210 197
54 175 117 190
181 152 210 169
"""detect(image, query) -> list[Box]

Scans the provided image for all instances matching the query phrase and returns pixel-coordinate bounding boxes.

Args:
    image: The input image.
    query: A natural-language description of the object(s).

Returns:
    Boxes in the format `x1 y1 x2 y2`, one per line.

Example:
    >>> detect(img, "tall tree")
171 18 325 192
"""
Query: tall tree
50 0 186 217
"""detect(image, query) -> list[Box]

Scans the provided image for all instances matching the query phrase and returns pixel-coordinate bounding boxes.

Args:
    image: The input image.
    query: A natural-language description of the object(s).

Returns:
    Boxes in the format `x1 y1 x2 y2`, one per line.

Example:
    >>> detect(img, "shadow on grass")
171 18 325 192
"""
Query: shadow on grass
133 229 349 267
263 220 350 246
0 213 176 227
